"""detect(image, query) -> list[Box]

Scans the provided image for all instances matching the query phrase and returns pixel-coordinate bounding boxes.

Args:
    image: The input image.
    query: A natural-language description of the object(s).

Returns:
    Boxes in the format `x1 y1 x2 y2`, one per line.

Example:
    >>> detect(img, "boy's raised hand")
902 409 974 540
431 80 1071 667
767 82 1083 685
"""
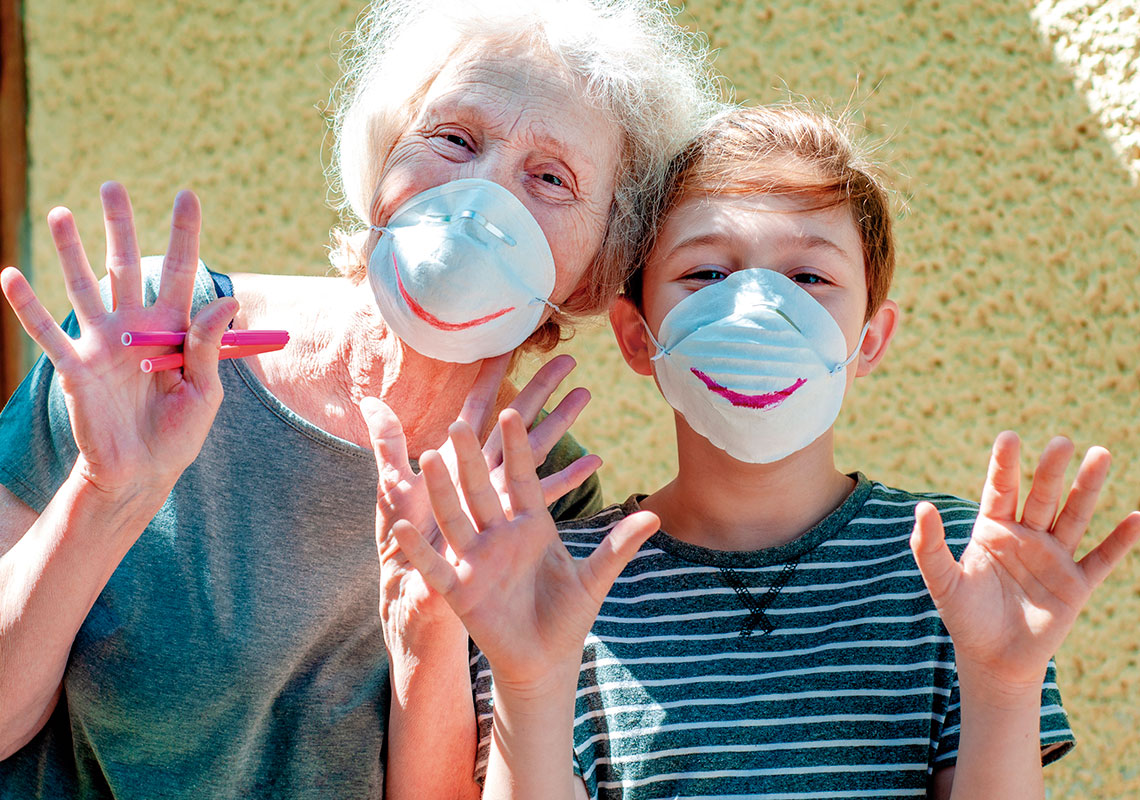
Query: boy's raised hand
392 408 659 688
910 431 1140 692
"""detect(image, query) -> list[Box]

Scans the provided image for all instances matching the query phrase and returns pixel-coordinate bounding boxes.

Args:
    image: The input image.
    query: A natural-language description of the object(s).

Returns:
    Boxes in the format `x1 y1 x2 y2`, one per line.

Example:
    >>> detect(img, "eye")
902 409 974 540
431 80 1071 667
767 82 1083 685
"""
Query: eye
791 272 830 286
444 133 470 149
684 266 729 282
540 173 564 187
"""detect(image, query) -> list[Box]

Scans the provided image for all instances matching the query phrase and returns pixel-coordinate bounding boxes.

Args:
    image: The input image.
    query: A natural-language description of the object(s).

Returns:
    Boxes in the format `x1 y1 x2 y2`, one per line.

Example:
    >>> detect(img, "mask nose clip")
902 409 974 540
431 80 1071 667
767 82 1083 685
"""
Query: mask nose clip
371 209 517 247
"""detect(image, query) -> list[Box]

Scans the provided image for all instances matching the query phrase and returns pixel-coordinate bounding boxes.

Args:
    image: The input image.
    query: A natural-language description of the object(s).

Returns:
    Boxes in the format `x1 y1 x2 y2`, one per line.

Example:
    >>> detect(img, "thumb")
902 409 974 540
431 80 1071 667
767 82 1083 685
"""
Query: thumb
910 501 960 602
360 396 414 487
181 297 238 390
583 511 659 600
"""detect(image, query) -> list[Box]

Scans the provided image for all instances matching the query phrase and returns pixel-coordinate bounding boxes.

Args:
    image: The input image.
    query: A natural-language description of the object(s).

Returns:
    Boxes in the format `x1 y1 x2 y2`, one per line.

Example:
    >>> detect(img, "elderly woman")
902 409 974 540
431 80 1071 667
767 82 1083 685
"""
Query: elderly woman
0 0 717 798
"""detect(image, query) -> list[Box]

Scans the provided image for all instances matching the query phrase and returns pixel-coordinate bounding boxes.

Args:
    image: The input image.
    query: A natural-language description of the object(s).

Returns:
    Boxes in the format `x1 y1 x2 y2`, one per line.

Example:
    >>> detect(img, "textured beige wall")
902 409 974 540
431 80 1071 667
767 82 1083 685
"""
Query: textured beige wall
23 0 1140 795
24 1 358 317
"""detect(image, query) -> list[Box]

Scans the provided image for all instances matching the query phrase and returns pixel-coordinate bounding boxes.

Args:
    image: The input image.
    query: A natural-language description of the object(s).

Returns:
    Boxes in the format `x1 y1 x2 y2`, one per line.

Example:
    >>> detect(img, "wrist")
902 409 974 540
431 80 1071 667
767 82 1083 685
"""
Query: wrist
956 661 1046 712
64 465 170 548
385 611 469 684
490 661 580 710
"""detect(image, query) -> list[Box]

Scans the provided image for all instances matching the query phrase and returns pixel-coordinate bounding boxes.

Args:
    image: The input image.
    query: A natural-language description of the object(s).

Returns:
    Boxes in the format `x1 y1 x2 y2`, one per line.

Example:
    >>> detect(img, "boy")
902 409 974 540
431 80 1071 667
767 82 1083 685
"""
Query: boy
388 106 1140 799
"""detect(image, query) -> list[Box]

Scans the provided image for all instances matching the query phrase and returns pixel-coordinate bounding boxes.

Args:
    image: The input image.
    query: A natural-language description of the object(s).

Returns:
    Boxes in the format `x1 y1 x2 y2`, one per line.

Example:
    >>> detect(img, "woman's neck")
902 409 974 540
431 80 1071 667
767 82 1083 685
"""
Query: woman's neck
230 273 505 455
640 416 855 553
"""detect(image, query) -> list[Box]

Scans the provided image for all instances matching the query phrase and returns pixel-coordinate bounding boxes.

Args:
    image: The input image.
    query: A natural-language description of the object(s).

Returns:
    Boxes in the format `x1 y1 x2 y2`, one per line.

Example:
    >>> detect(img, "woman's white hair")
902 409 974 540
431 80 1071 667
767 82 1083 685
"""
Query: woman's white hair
327 0 721 343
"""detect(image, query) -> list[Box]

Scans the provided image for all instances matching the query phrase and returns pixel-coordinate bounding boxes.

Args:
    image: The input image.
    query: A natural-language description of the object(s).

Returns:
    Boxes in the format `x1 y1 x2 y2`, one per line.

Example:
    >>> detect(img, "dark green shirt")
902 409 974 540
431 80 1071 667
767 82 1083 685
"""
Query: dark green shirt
474 476 1072 798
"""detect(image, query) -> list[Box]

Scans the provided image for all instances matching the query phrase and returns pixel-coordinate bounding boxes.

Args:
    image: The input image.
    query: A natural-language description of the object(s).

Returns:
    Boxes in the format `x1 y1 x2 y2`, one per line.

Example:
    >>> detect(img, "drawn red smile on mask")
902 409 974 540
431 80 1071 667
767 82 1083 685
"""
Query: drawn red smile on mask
690 368 806 410
393 253 515 331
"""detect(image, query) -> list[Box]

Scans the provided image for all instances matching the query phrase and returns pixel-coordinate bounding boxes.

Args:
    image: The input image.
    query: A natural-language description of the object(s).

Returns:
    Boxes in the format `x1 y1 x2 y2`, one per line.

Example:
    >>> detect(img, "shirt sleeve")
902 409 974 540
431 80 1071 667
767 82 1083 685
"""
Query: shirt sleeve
471 645 494 785
0 314 82 513
933 657 1075 768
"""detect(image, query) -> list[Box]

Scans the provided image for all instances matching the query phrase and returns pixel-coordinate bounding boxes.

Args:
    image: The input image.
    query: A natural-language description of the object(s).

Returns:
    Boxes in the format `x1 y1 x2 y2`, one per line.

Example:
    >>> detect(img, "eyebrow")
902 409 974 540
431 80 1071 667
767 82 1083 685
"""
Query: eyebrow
666 230 851 261
426 95 595 174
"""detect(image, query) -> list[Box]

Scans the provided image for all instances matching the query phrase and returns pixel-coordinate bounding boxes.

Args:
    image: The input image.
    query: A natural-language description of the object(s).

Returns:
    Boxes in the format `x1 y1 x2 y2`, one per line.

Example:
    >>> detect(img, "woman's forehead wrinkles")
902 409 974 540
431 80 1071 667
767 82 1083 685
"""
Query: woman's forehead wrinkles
425 76 604 174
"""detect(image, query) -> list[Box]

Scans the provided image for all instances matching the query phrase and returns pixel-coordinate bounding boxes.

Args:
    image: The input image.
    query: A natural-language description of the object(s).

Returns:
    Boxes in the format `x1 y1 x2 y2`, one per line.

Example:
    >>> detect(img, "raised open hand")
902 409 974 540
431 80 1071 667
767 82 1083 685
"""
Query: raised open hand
363 354 604 636
390 408 659 689
0 182 236 500
910 431 1140 691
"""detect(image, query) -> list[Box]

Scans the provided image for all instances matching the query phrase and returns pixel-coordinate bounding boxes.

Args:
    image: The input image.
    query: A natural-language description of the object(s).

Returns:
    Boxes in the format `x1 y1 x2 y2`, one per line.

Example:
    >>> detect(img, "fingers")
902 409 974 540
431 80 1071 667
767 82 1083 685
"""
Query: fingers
1078 511 1140 589
909 501 961 602
528 387 592 467
360 396 415 486
539 454 603 507
448 420 507 531
978 431 1021 521
485 355 577 460
390 519 459 597
1 267 77 365
101 182 142 310
582 510 659 599
1019 436 1075 531
155 190 202 318
1051 445 1112 554
180 297 238 393
458 353 512 440
421 448 479 555
500 409 545 515
47 207 107 325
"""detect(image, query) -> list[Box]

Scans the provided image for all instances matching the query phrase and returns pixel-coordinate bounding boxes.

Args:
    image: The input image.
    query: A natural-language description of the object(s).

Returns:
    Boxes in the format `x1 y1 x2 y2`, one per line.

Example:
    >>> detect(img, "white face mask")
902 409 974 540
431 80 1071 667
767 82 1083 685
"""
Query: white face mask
367 178 558 364
645 268 868 464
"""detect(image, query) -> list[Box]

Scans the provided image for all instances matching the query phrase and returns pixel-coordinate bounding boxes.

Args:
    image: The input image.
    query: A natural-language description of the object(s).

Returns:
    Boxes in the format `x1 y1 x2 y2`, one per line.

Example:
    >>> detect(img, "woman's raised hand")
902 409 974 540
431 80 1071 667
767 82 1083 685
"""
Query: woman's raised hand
392 408 659 688
0 182 237 499
910 431 1140 693
363 354 604 632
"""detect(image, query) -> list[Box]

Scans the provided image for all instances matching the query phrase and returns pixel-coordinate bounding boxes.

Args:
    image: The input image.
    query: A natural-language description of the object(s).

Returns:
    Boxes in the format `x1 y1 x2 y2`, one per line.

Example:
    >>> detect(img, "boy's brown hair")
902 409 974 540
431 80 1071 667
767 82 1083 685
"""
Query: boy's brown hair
630 105 895 320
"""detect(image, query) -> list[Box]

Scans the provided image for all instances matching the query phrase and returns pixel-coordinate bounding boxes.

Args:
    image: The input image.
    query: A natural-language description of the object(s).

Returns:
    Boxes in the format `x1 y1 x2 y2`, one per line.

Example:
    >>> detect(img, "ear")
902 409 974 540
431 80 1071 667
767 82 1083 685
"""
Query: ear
855 298 899 377
609 296 655 377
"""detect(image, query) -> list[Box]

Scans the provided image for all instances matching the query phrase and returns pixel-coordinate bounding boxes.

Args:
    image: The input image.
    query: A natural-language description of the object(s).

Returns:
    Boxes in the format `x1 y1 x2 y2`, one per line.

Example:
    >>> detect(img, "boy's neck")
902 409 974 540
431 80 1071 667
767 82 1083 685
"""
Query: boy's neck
640 418 856 552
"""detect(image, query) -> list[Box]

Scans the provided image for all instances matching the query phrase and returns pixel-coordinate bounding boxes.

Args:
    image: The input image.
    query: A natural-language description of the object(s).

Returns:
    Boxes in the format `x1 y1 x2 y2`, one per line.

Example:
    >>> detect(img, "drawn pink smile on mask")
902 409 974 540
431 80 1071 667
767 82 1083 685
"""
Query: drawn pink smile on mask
690 368 807 410
394 254 516 331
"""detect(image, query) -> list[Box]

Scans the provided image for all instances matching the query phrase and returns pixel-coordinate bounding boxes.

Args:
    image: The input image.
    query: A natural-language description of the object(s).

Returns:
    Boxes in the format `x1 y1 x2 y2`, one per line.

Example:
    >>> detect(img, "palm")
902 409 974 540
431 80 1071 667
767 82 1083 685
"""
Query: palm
1 184 235 498
911 432 1140 689
389 409 659 687
364 355 606 630
61 306 212 484
437 506 602 684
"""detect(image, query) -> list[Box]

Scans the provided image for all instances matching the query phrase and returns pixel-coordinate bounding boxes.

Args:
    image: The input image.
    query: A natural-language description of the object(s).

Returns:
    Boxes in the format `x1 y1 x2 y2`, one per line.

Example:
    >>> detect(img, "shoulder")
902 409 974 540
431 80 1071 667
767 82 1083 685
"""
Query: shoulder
845 476 978 557
557 497 644 546
856 478 978 519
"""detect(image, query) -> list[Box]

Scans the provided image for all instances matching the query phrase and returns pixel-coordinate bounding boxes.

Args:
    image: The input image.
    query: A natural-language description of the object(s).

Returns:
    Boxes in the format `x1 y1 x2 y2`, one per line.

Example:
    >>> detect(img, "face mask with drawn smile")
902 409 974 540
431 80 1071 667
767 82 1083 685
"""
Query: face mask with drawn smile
645 268 867 464
367 178 558 364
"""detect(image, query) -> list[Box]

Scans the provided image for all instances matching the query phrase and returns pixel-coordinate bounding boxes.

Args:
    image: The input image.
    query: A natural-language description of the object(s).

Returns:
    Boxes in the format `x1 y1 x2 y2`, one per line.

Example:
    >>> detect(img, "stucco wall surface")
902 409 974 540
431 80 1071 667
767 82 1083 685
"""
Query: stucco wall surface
21 0 1140 795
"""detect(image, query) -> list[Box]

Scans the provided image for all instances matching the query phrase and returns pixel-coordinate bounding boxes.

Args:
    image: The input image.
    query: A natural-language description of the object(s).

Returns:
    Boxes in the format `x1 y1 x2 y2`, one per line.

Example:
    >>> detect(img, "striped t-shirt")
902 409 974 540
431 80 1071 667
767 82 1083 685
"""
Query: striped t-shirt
473 474 1073 799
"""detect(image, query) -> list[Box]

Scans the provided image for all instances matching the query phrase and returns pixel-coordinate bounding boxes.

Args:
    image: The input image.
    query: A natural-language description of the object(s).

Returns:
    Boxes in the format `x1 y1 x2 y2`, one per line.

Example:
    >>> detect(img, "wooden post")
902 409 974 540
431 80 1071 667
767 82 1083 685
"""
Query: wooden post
0 0 28 402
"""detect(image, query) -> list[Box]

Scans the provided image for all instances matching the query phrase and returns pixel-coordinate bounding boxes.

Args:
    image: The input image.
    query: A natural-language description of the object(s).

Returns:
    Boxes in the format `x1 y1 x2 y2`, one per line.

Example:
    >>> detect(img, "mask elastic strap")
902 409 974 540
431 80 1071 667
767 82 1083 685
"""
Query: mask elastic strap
529 297 561 314
830 322 871 375
637 315 669 361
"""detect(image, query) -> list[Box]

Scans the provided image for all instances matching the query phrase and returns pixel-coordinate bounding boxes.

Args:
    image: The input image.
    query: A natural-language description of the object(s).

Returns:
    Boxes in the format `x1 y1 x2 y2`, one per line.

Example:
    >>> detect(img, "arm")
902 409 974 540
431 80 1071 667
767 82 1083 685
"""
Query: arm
0 183 236 757
911 432 1140 800
389 409 658 800
367 354 606 800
